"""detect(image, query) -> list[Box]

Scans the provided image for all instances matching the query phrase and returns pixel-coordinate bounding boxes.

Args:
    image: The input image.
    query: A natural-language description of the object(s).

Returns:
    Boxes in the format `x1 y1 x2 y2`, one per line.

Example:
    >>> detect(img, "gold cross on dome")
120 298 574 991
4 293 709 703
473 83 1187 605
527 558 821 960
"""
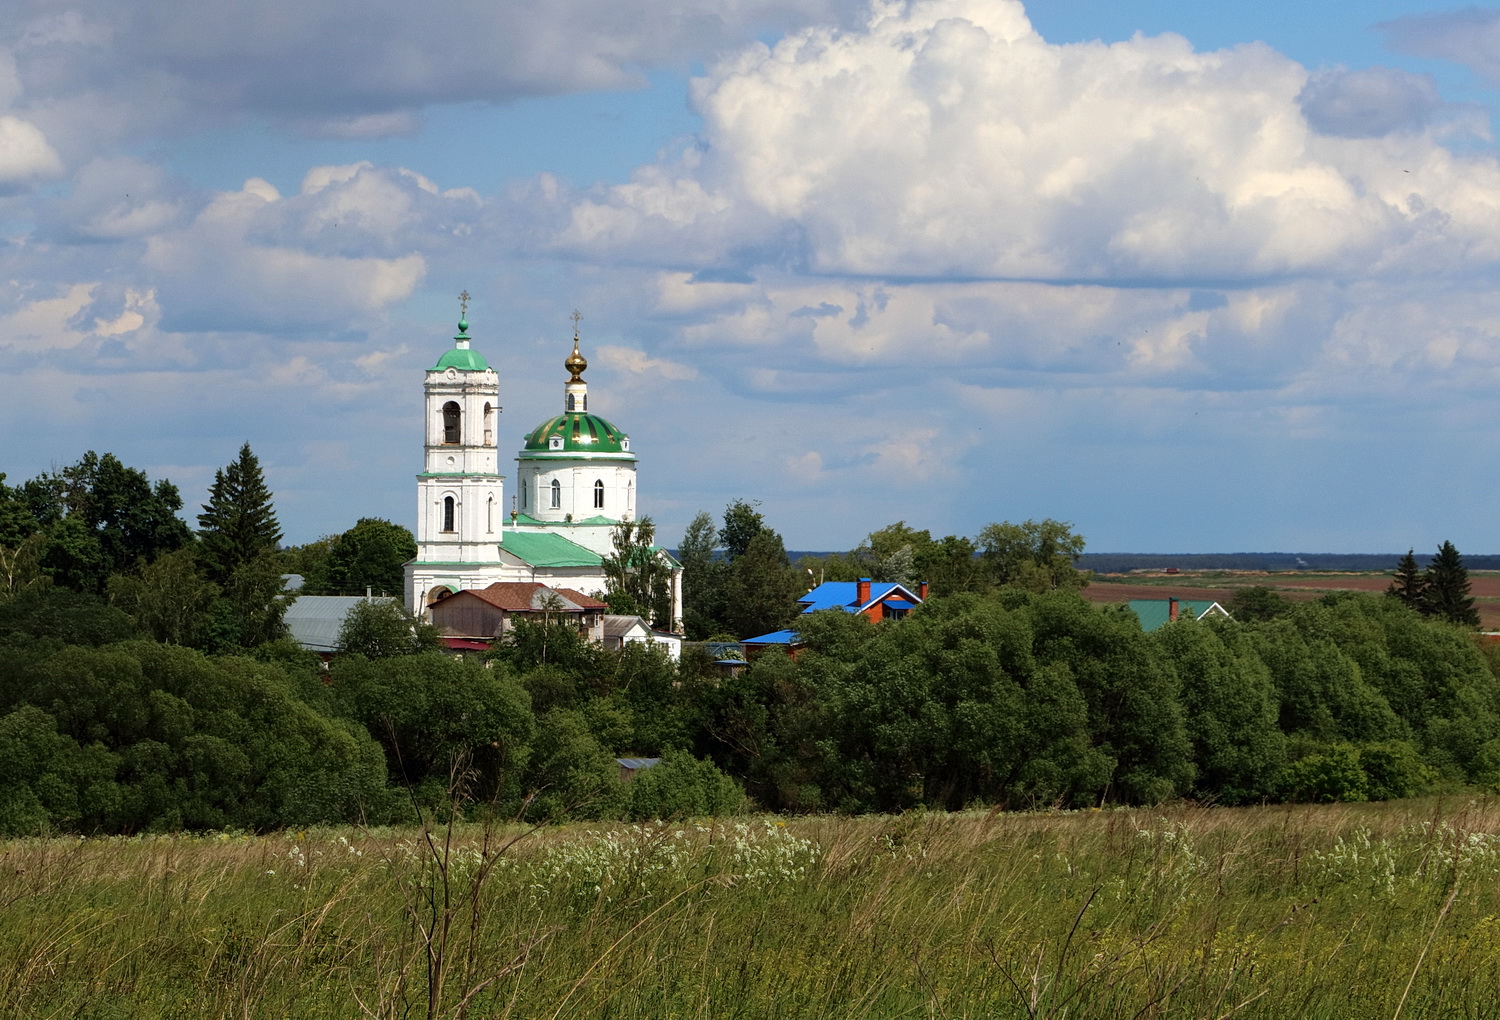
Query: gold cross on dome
459 290 470 317
571 309 582 338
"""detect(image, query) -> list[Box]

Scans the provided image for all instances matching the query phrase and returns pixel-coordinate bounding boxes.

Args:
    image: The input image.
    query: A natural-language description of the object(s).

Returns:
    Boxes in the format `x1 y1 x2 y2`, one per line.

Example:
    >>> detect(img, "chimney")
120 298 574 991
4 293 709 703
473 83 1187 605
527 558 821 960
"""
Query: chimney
1169 597 1179 622
918 581 929 601
857 578 871 605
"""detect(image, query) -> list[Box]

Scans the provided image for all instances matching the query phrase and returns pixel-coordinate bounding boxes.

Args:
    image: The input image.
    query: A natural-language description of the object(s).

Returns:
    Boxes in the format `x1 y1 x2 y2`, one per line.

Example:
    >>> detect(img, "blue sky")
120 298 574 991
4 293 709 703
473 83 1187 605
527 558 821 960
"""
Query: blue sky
3 0 1500 554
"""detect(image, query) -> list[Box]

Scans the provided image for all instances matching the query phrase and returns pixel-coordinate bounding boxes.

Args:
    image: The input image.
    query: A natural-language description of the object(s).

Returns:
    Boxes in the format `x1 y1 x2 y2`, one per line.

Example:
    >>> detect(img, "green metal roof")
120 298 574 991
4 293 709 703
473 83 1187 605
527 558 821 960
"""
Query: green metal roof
520 412 633 456
432 346 491 372
498 531 603 568
1127 599 1229 632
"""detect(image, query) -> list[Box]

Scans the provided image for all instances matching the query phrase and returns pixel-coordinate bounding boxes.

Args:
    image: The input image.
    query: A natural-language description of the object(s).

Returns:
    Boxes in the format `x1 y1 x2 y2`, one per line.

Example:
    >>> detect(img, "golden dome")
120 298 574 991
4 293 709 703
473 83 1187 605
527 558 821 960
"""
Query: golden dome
566 334 587 382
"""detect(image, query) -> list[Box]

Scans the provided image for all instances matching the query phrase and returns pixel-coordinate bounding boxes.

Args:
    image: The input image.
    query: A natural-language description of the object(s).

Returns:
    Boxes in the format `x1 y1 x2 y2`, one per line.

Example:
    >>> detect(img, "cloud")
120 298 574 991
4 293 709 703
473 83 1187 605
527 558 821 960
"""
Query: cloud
559 0 1500 284
0 114 62 190
1298 66 1442 138
142 176 429 333
1380 8 1500 85
1 0 859 156
595 344 698 380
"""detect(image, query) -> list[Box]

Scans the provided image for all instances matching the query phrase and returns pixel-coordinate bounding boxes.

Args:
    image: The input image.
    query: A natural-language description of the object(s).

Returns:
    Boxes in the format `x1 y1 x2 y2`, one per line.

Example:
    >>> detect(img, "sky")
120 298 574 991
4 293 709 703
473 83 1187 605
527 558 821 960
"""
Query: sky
3 0 1500 555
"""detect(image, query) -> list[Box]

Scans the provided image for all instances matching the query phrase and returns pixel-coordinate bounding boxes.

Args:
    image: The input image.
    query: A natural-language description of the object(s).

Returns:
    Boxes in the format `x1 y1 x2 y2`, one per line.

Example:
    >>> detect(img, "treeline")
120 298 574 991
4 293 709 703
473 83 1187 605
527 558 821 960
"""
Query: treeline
0 447 421 653
4 576 1499 835
0 587 741 835
677 507 1088 639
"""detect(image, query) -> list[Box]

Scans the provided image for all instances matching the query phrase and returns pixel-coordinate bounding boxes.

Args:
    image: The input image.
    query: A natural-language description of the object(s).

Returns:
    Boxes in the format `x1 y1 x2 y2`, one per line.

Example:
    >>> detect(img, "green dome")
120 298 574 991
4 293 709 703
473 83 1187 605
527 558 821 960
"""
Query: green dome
521 412 635 458
431 347 491 372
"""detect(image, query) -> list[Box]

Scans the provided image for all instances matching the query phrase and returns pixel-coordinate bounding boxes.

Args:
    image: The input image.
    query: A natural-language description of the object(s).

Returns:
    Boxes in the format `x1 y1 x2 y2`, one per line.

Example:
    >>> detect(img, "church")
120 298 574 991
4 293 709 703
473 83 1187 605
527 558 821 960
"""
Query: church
401 304 684 631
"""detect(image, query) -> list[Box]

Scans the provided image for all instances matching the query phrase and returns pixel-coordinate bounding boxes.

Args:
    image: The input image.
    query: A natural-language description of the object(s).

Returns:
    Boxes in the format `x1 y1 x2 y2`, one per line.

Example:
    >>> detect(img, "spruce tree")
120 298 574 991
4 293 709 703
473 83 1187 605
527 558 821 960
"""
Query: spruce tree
197 443 282 583
1386 549 1427 611
1423 541 1479 627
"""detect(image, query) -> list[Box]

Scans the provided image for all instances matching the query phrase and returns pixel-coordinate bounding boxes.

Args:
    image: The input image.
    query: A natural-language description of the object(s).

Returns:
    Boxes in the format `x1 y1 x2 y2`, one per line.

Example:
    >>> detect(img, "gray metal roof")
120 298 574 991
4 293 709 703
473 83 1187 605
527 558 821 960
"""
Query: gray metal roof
283 595 396 653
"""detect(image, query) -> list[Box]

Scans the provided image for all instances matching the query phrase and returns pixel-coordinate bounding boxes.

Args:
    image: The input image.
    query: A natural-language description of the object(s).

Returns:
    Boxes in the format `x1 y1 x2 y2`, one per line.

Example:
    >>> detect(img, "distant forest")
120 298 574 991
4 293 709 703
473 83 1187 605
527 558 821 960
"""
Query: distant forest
785 551 1500 573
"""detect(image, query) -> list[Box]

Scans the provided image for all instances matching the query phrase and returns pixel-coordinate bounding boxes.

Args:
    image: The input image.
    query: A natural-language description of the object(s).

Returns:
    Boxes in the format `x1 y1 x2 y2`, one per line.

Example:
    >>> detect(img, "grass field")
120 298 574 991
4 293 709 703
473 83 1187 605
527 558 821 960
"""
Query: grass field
8 800 1500 1018
1087 570 1500 630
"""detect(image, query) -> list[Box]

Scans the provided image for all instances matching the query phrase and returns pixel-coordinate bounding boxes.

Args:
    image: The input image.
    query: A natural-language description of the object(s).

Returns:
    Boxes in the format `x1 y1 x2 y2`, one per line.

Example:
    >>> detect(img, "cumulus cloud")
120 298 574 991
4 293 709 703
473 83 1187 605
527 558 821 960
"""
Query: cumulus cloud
0 114 62 190
142 176 430 333
560 0 1500 284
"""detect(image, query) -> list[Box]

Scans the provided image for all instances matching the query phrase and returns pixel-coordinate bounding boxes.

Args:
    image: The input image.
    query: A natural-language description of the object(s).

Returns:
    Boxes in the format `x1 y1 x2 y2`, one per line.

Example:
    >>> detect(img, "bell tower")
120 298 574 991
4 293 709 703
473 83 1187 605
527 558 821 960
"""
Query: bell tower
404 293 508 610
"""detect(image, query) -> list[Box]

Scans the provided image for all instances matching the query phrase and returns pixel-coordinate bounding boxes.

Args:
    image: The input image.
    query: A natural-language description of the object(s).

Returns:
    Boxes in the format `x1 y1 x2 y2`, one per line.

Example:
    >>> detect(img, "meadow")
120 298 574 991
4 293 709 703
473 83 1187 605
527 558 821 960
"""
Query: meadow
8 800 1500 1019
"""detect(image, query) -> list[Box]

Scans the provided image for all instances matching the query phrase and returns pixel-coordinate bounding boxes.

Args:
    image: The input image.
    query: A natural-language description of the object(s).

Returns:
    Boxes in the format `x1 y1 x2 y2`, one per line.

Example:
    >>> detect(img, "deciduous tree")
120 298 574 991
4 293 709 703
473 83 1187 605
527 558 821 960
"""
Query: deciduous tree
977 519 1089 593
310 518 416 596
601 517 672 629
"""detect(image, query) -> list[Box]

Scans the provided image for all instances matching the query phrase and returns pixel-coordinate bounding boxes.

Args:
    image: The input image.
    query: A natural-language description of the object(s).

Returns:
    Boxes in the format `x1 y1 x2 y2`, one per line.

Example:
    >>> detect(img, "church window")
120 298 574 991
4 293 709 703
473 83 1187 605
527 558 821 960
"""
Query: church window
521 480 528 509
487 495 494 533
550 479 561 509
594 479 604 509
443 496 455 532
627 480 634 513
567 394 576 411
442 402 461 444
621 437 630 452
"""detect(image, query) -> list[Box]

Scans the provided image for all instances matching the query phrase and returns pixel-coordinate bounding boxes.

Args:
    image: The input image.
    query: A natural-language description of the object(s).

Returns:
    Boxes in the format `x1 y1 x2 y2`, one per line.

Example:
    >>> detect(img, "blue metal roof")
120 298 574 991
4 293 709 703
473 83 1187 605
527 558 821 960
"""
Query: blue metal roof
616 757 661 771
742 629 800 644
798 580 920 613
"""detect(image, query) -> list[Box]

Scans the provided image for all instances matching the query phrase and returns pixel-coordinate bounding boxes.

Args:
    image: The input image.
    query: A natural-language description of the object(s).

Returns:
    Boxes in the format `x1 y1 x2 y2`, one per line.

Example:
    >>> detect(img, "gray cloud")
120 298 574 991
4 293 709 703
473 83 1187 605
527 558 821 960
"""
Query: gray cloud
3 0 857 151
1380 8 1500 84
1299 66 1442 137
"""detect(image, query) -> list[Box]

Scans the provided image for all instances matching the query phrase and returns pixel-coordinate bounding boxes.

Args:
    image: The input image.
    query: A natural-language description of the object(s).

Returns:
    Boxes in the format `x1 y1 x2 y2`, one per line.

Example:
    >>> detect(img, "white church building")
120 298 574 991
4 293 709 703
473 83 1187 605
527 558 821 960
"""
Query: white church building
402 308 683 630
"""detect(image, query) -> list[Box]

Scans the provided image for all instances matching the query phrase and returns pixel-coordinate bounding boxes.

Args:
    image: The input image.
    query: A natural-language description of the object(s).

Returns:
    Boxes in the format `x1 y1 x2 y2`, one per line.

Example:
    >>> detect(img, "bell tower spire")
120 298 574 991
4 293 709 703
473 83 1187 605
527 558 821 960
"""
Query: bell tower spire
404 292 507 612
564 309 588 413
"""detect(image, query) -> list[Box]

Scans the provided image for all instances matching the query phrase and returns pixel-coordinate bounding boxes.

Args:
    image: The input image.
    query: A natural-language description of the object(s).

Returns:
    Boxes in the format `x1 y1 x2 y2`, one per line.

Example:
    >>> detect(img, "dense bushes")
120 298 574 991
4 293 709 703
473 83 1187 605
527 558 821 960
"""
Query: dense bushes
2 585 1499 835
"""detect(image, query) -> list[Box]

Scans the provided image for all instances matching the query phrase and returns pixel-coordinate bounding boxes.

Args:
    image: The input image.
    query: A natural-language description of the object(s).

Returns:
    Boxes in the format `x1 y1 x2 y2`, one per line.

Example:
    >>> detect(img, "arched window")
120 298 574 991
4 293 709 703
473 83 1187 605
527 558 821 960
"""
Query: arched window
442 401 461 444
483 402 494 445
593 479 604 509
550 479 561 509
627 480 634 513
567 393 576 411
443 496 455 532
520 479 528 509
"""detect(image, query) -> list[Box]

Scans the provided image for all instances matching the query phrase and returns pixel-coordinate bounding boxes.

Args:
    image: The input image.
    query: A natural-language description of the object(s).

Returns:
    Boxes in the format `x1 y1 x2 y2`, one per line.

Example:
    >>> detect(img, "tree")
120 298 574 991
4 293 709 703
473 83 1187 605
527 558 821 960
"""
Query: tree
0 473 40 548
601 517 672 629
679 511 729 638
197 443 282 584
1229 586 1291 622
1387 549 1426 611
977 519 1089 593
725 529 801 638
310 518 416 596
719 499 766 562
106 548 219 646
66 452 192 578
1423 541 1480 627
336 598 439 658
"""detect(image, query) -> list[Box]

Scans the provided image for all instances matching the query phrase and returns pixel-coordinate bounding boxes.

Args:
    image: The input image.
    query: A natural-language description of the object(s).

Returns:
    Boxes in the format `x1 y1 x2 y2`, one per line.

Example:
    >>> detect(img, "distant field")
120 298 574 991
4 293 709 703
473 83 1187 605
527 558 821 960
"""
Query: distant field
1088 570 1500 630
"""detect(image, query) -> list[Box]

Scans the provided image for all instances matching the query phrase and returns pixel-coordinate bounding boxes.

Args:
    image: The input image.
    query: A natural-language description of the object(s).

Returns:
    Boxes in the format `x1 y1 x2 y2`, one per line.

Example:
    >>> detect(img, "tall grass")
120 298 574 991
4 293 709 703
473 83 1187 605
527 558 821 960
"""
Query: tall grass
6 799 1500 1018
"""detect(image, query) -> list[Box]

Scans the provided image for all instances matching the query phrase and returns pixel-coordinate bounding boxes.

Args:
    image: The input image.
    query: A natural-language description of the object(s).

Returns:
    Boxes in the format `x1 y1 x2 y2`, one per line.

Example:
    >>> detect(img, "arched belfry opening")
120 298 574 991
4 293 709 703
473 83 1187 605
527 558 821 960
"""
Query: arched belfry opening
442 401 461 444
443 495 456 532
